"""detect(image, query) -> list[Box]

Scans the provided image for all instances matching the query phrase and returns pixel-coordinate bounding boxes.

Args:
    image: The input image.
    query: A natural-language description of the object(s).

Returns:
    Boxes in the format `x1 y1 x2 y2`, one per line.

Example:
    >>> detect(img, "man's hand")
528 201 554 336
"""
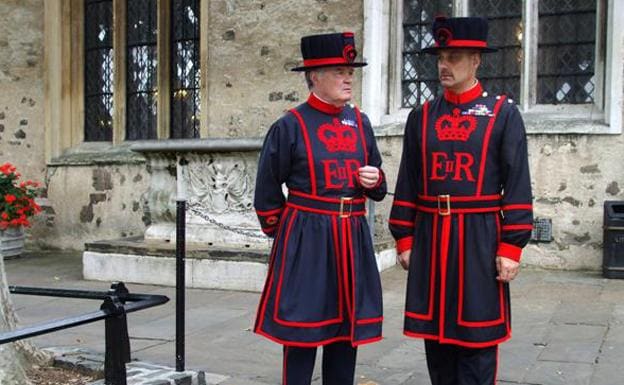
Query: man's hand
496 256 520 282
358 166 380 189
397 250 411 270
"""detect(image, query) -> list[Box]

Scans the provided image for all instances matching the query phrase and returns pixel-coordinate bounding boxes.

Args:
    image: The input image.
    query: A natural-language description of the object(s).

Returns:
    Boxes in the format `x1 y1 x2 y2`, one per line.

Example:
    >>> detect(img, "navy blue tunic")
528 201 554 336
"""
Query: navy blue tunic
389 83 533 348
254 93 387 347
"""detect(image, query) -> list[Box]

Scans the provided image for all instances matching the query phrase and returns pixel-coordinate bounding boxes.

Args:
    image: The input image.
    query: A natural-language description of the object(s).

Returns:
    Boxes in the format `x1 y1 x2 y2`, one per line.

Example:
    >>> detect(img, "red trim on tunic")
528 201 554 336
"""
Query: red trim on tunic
403 331 512 348
256 208 283 216
502 224 533 231
502 204 533 211
441 334 511 348
286 203 366 217
352 336 383 346
438 215 452 339
476 96 506 196
415 205 501 214
331 217 345 323
417 194 501 202
354 107 369 166
272 210 343 328
405 214 438 321
256 329 352 347
389 219 415 228
403 330 439 341
421 101 430 196
496 242 522 262
496 213 501 244
290 109 317 195
340 218 353 323
255 207 290 332
348 219 357 338
396 236 413 253
457 214 505 328
289 189 365 204
393 200 418 208
356 317 383 325
443 81 483 105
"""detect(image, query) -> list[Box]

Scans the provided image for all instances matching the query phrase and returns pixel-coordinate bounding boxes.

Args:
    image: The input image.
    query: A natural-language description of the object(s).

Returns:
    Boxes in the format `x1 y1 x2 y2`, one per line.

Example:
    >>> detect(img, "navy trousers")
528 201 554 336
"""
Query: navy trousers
425 340 498 385
282 342 357 385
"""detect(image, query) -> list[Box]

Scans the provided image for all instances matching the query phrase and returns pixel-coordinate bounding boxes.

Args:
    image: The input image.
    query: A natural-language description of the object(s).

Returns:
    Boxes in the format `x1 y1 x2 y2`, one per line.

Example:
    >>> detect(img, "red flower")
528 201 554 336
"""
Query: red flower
0 163 43 229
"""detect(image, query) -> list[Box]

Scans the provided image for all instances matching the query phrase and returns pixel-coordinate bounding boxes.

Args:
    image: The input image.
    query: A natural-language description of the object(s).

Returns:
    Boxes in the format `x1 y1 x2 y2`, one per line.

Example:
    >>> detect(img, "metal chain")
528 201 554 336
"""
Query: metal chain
186 202 268 240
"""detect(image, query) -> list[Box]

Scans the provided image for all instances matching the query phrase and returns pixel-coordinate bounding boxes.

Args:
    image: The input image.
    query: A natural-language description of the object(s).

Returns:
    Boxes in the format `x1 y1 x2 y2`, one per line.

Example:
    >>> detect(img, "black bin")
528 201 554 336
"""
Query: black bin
603 201 624 279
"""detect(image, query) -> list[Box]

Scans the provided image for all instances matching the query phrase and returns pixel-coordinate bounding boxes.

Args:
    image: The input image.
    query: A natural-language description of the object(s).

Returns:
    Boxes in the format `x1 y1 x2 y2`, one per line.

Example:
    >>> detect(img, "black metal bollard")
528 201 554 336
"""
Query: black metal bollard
101 295 129 385
175 156 188 372
176 194 186 372
109 282 131 363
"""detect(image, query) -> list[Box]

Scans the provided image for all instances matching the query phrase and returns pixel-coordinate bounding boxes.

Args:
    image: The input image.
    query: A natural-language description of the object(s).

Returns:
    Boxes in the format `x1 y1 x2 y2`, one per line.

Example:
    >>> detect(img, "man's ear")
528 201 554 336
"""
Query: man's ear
473 52 482 68
311 70 322 85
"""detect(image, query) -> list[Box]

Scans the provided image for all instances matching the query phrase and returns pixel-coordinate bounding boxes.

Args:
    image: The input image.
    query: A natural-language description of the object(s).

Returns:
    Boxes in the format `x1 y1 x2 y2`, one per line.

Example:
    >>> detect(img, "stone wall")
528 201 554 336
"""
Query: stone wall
205 0 364 137
32 156 150 250
0 0 45 192
523 134 624 269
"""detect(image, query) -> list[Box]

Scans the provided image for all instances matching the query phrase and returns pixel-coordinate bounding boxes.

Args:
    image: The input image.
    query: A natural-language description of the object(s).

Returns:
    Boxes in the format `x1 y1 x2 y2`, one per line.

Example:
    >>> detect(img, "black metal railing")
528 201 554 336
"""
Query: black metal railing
0 282 169 385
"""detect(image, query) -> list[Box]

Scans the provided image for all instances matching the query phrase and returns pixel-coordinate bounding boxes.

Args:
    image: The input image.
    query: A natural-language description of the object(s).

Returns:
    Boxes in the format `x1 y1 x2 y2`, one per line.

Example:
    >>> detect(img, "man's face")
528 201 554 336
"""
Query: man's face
437 49 481 92
311 66 354 106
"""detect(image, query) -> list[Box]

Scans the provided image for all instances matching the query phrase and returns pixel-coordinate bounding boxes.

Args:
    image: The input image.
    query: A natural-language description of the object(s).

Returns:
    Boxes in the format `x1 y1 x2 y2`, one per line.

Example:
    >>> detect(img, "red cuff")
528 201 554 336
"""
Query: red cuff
496 242 523 262
262 226 277 237
396 236 413 253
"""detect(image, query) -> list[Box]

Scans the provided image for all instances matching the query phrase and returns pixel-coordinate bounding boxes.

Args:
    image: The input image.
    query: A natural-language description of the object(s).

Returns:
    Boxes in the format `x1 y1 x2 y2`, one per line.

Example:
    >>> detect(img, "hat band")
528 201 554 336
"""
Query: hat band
435 39 487 48
302 57 352 67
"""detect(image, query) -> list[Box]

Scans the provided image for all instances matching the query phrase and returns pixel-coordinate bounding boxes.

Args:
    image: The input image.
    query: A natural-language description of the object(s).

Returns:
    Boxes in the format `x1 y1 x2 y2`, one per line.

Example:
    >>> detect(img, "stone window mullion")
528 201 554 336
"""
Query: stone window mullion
158 0 171 140
112 0 127 144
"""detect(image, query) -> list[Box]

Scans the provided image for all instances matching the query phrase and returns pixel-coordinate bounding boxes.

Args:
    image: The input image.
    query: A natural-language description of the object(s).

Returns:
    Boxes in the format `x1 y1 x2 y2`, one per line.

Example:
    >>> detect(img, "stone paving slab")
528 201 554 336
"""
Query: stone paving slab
551 302 614 326
7 250 624 384
589 364 622 385
539 324 606 363
525 361 594 385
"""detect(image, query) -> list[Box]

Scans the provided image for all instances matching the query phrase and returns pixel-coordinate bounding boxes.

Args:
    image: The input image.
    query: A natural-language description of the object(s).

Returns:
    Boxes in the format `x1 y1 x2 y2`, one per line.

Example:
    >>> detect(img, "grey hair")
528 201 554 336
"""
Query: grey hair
304 69 324 90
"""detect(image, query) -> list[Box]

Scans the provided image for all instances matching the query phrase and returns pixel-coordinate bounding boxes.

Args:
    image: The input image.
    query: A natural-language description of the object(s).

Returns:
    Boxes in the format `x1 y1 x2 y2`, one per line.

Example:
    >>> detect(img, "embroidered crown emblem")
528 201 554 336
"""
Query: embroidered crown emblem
435 108 477 142
317 118 357 152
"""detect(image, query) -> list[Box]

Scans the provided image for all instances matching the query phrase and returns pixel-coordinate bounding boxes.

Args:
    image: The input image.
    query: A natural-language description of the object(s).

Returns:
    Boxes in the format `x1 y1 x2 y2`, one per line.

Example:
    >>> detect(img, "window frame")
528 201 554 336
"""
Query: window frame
44 0 210 159
362 0 623 134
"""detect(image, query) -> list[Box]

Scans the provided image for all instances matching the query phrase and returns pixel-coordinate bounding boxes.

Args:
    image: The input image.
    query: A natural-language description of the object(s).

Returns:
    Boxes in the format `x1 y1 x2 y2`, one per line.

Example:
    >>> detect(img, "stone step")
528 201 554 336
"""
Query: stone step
82 237 396 292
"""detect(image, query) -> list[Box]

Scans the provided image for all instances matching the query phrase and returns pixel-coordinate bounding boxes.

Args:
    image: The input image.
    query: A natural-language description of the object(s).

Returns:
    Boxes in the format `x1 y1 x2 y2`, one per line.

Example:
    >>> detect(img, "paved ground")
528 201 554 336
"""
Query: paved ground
5 249 624 385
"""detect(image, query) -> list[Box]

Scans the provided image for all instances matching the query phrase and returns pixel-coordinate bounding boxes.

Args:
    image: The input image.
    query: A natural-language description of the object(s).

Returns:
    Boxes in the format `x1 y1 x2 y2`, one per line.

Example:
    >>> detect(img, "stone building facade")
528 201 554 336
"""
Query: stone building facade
1 0 622 271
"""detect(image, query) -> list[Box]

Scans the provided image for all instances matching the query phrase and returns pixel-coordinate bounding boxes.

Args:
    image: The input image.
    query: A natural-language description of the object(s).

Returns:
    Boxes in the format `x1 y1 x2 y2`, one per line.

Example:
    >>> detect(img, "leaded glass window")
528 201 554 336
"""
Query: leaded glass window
170 0 200 139
537 0 596 104
470 0 522 101
402 0 453 108
84 0 113 142
126 0 158 140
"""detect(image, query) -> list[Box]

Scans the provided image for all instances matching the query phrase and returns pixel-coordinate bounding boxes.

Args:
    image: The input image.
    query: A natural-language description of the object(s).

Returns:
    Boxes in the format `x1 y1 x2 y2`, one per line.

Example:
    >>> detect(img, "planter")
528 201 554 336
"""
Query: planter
0 226 25 258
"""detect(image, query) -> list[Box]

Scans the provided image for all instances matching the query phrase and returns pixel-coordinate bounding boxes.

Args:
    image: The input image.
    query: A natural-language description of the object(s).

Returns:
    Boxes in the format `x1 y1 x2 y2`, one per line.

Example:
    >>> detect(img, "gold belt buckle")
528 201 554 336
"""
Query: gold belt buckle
339 197 354 218
437 194 451 216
